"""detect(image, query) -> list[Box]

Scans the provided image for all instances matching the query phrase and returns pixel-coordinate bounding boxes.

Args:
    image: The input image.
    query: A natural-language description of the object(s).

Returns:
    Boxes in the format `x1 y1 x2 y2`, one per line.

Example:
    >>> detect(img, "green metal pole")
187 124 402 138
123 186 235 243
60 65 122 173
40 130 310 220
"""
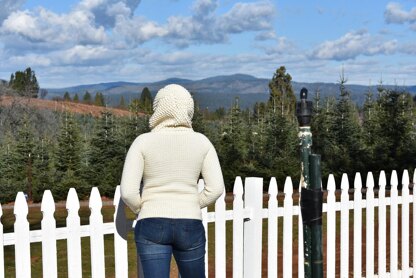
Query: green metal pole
299 126 312 278
296 88 323 278
309 154 323 278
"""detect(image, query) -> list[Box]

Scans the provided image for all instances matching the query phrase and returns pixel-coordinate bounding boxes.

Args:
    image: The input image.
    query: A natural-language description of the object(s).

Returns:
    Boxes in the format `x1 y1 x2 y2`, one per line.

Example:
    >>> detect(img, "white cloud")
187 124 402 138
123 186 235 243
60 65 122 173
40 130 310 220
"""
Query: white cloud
384 2 416 24
1 8 107 45
0 0 26 23
310 30 397 60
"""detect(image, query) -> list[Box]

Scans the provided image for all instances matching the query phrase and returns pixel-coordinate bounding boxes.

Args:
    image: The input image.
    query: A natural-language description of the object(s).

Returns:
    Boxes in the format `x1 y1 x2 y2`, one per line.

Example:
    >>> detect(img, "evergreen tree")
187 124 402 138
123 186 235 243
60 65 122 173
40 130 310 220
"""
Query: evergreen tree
9 67 40 98
118 96 126 109
0 135 19 202
83 91 92 104
311 93 337 182
54 113 84 199
331 72 364 181
14 117 36 200
140 87 153 113
63 92 71 101
94 92 105 106
73 93 79 103
32 138 52 202
88 111 125 196
218 98 248 190
268 66 296 116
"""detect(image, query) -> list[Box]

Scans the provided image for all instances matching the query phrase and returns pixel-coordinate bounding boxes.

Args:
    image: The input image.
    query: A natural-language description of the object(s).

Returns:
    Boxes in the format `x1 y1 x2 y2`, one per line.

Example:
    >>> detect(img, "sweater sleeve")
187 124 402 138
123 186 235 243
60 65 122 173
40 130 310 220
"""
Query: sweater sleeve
199 145 225 208
120 138 144 214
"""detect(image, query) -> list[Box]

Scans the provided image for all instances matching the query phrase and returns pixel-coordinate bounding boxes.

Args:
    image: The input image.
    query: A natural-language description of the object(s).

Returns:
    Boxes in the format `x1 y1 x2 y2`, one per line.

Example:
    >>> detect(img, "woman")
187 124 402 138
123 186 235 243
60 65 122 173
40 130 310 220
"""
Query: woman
120 84 225 278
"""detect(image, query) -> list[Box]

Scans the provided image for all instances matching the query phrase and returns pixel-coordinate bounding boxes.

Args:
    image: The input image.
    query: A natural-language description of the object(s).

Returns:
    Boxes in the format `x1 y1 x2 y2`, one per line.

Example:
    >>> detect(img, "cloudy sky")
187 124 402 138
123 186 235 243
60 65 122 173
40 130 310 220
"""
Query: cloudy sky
0 0 416 88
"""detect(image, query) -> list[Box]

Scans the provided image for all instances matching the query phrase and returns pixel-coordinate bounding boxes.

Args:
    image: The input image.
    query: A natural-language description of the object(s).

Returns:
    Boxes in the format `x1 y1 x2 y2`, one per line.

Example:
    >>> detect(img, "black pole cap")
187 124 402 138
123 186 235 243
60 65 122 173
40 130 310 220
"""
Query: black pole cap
296 88 313 126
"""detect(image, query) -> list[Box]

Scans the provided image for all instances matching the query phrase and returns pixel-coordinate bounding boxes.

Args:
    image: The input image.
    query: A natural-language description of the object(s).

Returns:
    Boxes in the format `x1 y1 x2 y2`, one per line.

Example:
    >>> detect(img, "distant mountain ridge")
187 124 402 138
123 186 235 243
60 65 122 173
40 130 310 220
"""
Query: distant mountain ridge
44 74 416 110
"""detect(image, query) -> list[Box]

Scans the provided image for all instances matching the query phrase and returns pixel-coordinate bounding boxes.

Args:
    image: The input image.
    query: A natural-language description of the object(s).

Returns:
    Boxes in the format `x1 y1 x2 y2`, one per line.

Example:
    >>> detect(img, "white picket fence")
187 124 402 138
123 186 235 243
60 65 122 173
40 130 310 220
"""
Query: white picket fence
0 169 415 277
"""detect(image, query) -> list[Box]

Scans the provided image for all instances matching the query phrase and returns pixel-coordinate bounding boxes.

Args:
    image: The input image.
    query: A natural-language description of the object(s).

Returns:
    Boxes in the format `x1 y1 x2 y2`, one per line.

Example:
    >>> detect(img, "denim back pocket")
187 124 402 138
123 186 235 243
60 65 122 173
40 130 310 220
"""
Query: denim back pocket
176 220 206 250
136 218 165 244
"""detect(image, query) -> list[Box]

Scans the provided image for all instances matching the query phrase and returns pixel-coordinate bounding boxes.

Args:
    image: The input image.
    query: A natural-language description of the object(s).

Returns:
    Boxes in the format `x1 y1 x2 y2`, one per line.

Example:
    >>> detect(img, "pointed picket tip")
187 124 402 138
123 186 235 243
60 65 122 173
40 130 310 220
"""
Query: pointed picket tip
379 171 386 188
41 190 55 212
268 177 278 196
113 186 121 206
66 188 80 210
327 174 336 192
14 192 28 215
283 176 293 195
390 170 398 187
89 187 102 210
366 172 374 189
402 170 410 187
233 176 243 195
341 173 349 190
354 172 362 189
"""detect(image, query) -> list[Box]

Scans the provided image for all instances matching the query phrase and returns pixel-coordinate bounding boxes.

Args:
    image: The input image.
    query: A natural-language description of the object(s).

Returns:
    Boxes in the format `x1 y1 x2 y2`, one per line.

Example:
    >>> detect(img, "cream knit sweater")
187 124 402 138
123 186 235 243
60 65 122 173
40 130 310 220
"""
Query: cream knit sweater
120 84 225 220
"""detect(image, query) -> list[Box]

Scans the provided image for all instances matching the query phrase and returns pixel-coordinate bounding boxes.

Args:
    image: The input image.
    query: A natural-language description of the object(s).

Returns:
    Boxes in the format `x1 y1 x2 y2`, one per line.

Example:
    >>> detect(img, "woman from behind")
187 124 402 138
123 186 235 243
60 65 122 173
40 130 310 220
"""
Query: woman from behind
120 84 225 278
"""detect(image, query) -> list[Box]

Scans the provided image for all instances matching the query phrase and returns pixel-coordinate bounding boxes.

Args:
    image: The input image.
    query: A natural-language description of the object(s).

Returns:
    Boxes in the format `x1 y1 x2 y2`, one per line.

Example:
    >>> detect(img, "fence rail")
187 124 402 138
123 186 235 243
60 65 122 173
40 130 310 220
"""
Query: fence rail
1 169 415 277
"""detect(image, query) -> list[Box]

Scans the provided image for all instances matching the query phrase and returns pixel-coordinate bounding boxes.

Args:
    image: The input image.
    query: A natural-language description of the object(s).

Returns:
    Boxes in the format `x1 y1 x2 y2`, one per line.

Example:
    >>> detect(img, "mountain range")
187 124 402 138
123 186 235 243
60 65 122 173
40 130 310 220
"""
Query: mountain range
9 74 416 110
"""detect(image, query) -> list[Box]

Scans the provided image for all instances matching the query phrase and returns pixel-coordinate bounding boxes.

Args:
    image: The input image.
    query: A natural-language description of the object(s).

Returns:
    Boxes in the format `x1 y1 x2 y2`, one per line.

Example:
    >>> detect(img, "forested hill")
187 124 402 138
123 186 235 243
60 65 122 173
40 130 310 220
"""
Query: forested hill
43 74 416 110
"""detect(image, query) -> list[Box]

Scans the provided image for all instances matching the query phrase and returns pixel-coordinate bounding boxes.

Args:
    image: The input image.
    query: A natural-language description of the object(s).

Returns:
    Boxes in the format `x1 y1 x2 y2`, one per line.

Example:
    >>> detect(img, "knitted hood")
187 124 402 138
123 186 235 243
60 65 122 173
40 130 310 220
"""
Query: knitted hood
149 84 194 131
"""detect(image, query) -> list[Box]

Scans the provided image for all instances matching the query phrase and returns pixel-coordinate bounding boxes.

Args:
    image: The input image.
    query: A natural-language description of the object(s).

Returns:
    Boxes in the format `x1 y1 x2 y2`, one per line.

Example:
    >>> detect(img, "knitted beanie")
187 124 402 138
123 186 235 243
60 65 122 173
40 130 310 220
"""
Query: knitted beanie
149 84 194 131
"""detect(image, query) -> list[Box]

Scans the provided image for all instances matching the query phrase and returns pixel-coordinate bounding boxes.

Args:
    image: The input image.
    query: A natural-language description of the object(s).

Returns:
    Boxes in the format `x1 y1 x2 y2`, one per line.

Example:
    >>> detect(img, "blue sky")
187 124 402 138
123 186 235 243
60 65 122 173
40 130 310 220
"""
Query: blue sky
0 0 416 88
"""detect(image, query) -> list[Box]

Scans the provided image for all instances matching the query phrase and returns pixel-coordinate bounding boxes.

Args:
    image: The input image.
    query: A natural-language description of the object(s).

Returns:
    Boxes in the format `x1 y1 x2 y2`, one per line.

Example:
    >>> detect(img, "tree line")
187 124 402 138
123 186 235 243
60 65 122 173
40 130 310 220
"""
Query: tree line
0 66 415 202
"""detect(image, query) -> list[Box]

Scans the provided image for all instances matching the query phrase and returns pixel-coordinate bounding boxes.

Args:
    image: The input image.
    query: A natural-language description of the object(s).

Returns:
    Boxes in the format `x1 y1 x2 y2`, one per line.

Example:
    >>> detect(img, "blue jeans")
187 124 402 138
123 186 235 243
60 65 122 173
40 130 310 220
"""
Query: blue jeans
135 218 206 278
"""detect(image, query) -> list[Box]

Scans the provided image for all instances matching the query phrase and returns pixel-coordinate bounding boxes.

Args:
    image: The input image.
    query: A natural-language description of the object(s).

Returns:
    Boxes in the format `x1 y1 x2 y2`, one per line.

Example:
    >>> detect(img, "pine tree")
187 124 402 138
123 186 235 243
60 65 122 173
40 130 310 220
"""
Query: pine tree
9 67 40 98
83 91 92 104
73 93 79 103
63 92 71 101
268 66 296 116
118 96 126 109
94 92 105 106
88 111 125 196
140 87 153 113
14 117 36 200
54 113 83 199
0 135 19 202
331 72 364 181
32 137 52 202
218 98 248 190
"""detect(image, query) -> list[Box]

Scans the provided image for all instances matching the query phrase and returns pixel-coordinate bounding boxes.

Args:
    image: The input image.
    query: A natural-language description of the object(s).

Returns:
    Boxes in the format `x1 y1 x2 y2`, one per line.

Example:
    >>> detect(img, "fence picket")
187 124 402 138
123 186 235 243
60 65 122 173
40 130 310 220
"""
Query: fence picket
283 177 293 278
401 170 410 277
113 186 129 278
0 203 3 278
14 192 31 278
89 187 105 278
340 173 350 278
353 173 362 277
41 190 57 278
267 178 278 278
366 172 375 278
215 188 226 278
198 179 209 278
378 171 387 276
66 188 82 278
243 177 263 278
390 170 399 274
233 177 244 278
413 169 416 278
326 174 336 278
298 182 304 278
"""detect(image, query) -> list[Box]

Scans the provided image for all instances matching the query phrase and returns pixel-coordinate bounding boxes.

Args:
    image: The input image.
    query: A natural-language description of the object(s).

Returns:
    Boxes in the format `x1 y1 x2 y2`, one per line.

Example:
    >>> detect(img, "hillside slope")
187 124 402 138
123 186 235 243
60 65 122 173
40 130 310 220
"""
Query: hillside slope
0 96 134 117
